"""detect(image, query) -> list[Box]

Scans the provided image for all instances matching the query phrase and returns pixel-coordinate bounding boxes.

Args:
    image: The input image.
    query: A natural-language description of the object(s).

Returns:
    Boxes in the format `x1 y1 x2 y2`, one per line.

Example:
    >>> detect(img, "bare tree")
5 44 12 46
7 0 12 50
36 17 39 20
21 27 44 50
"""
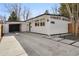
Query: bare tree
22 7 30 21
4 3 21 21
26 10 31 20
3 16 6 23
51 5 59 14
51 7 55 14
4 3 31 21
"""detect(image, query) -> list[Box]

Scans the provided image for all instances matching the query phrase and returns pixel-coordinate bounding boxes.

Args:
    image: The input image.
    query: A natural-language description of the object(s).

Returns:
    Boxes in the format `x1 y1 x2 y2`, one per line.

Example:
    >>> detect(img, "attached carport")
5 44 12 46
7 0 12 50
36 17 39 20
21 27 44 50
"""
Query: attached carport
3 21 27 33
9 24 20 32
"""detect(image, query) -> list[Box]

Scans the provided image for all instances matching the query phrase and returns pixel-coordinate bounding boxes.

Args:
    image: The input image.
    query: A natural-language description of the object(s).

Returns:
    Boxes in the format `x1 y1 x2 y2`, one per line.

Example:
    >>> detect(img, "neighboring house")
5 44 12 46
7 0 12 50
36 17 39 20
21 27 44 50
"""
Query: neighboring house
3 10 69 35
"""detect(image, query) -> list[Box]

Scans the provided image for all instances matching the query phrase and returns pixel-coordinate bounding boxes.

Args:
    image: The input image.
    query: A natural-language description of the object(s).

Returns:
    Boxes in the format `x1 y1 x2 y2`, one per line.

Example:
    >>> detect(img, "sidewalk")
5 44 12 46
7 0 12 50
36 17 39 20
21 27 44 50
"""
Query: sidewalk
0 35 28 56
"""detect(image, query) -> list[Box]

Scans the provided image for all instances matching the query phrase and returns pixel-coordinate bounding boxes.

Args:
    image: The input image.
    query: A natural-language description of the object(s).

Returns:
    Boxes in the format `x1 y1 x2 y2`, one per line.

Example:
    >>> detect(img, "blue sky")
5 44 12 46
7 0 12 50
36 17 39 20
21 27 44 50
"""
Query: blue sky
0 3 60 20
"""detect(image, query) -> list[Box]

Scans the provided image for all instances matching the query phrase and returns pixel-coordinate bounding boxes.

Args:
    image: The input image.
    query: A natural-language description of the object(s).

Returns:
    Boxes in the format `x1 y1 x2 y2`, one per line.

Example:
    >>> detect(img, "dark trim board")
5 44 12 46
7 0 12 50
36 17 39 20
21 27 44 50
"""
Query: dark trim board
26 14 64 21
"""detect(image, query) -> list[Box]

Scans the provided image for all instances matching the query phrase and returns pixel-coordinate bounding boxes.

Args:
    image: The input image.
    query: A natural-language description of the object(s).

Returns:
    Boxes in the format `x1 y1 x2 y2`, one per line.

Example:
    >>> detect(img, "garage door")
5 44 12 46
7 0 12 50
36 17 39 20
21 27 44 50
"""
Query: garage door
9 24 20 32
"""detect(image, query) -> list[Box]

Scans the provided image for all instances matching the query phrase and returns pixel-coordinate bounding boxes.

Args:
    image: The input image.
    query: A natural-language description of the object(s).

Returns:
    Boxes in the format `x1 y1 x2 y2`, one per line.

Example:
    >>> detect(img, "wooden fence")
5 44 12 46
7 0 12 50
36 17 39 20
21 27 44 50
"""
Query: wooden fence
0 24 3 41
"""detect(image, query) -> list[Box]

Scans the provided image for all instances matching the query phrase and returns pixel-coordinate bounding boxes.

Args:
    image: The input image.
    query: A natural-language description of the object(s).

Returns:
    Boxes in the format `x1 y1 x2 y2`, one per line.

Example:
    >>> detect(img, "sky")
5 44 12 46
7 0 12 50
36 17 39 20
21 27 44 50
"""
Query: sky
0 3 60 20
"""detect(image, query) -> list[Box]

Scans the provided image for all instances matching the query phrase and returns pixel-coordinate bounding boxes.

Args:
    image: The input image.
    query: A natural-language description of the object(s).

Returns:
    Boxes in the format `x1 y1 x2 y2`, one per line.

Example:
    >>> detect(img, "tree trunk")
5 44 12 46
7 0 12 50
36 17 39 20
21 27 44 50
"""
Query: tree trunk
75 4 79 37
72 19 75 35
75 20 78 37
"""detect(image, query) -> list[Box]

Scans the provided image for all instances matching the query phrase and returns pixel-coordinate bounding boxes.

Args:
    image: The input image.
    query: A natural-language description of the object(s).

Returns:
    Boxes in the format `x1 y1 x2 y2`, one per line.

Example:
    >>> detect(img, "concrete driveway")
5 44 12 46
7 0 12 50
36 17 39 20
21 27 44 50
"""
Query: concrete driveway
0 34 27 56
8 32 79 56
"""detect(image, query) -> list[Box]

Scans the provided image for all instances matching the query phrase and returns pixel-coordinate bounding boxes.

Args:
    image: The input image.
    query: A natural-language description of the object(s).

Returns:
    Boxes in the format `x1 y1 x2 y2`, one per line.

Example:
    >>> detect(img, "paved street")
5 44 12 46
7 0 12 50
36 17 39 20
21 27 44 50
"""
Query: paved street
7 32 79 56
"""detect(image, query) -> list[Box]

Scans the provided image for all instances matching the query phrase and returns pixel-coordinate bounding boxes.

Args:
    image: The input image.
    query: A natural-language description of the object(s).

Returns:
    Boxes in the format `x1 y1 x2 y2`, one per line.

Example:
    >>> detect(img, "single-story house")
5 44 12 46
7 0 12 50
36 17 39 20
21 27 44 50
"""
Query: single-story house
3 10 69 35
25 10 69 35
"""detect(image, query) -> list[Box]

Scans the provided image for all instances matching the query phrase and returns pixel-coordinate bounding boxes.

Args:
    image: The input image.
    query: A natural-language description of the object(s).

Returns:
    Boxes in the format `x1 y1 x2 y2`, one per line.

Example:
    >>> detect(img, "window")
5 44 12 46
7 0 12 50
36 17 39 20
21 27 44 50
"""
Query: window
35 20 45 27
40 22 42 26
50 16 57 19
58 17 61 19
35 23 38 26
35 20 39 27
35 22 39 27
37 22 39 26
62 18 68 21
50 16 61 20
40 22 45 26
51 21 55 24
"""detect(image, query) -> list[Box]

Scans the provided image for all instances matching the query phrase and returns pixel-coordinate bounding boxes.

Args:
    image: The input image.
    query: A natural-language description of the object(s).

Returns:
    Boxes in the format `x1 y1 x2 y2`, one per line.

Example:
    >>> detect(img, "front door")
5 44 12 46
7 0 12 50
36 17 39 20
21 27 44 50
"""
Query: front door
29 22 31 32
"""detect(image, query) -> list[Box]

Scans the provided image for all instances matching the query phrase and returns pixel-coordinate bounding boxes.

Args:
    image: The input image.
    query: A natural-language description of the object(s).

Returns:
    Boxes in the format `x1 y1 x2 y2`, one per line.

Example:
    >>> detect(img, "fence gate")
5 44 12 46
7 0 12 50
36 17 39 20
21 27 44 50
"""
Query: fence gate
68 23 72 33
